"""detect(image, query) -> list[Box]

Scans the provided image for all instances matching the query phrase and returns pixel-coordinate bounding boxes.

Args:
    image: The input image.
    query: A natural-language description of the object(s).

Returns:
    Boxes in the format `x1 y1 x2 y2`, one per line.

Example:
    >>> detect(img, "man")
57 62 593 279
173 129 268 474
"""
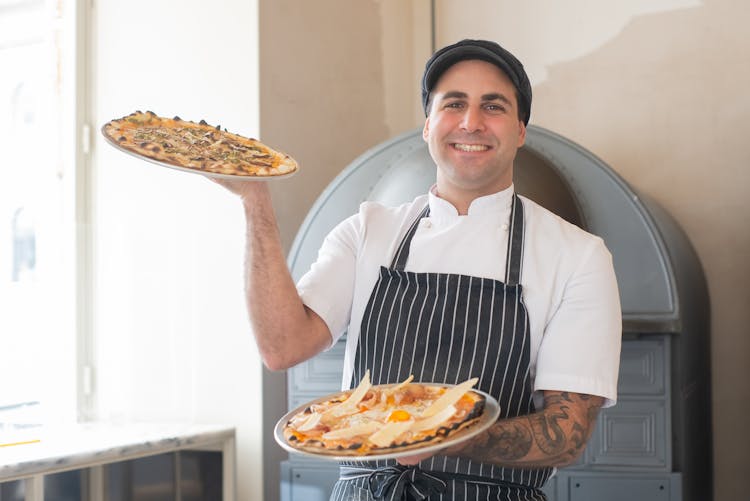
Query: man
218 39 621 501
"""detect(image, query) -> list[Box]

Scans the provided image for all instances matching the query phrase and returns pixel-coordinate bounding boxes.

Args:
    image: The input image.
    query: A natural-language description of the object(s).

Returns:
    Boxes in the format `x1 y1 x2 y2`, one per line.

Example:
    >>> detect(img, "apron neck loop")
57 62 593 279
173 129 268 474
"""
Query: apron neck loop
389 194 525 284
391 205 430 270
504 194 525 285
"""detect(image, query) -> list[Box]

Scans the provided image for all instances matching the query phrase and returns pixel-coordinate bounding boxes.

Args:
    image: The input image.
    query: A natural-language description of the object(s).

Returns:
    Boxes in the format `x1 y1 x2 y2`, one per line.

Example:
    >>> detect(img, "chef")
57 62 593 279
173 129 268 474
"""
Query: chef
217 39 622 501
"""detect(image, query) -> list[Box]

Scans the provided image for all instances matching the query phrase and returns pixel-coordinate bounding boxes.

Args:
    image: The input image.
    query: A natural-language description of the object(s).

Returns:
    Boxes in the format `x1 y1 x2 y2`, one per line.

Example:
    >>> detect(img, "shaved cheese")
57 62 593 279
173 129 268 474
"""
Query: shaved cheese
388 374 414 393
321 421 380 440
377 374 414 403
328 370 371 417
409 404 457 432
421 378 478 418
297 412 322 432
368 420 414 448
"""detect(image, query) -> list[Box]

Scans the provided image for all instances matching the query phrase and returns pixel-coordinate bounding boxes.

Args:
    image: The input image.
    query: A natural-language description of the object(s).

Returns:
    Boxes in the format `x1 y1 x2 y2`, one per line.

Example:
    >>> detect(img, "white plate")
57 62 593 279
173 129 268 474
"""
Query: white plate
100 124 298 180
274 385 500 462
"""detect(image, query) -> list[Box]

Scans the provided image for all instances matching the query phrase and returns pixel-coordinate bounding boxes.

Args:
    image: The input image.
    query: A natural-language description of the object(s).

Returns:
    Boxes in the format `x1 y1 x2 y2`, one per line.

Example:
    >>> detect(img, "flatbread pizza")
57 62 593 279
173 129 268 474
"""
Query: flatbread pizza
101 111 298 178
281 372 487 456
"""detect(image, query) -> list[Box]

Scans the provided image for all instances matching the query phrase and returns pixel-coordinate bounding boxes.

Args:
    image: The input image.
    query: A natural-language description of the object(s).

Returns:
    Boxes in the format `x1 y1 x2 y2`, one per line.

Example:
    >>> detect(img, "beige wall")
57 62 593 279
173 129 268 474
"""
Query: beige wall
261 0 748 499
260 1 431 251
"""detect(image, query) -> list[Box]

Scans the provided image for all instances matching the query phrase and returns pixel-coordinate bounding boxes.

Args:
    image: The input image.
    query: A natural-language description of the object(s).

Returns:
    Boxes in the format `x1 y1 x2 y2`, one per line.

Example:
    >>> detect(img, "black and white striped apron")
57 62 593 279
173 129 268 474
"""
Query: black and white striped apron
329 194 552 501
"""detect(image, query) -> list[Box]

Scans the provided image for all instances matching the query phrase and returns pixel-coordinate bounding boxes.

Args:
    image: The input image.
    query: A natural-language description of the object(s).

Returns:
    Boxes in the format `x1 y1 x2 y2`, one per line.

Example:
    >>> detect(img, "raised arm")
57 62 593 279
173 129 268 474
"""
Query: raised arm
215 179 332 371
399 390 604 467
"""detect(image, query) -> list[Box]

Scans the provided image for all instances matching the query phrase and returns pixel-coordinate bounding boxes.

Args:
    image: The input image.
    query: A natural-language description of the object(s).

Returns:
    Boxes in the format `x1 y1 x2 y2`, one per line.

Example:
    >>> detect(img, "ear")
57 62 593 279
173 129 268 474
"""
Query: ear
422 117 431 142
517 121 527 147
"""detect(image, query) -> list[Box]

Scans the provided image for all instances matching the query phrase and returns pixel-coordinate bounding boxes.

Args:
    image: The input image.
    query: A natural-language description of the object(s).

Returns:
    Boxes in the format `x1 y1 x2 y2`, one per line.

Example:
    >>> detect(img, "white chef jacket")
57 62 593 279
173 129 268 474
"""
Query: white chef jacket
297 185 622 408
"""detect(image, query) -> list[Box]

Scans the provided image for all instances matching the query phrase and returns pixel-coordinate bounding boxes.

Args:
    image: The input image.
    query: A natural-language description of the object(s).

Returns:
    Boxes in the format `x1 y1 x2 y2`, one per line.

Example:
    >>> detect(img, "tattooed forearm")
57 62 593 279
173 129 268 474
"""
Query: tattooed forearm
529 404 568 455
448 391 604 468
475 421 533 460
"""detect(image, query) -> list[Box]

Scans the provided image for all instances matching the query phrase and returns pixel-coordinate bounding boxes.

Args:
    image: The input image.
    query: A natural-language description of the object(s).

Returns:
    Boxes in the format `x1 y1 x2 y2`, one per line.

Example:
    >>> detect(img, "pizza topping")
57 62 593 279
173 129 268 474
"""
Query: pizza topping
368 420 414 448
102 111 298 177
410 405 457 433
327 370 371 417
297 412 323 432
388 374 414 392
282 375 485 455
387 409 412 422
322 421 381 440
421 377 478 418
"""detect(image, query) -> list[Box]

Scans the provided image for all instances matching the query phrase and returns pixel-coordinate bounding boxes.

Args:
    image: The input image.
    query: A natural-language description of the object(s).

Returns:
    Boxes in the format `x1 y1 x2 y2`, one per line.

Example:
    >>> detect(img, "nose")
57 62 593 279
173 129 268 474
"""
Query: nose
460 106 485 133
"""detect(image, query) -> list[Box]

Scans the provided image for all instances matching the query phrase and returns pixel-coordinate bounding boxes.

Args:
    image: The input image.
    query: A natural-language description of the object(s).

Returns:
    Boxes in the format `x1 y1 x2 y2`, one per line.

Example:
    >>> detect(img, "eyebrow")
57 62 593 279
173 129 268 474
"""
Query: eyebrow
440 91 514 107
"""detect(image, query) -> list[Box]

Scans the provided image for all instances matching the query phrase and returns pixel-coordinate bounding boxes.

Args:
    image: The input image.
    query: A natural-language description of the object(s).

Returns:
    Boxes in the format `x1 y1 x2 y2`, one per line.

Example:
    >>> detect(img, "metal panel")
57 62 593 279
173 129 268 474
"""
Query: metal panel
565 473 681 501
589 400 668 469
288 339 347 396
280 463 340 501
618 339 666 396
540 476 557 501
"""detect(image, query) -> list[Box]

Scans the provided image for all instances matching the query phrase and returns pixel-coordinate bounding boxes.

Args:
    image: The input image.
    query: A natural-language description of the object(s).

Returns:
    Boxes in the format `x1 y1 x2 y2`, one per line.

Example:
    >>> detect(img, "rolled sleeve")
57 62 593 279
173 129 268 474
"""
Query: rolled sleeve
296 215 359 348
533 237 622 407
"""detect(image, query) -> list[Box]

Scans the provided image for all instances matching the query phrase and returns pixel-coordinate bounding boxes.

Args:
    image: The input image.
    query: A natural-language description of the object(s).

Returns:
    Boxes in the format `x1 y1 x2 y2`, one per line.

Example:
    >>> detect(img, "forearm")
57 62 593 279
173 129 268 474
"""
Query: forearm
448 391 603 468
239 183 331 370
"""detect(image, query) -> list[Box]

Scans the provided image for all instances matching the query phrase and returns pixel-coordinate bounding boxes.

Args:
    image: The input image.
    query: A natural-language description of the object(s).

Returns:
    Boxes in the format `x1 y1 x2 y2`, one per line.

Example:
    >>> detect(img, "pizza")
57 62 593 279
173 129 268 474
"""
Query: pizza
281 372 486 456
102 110 298 177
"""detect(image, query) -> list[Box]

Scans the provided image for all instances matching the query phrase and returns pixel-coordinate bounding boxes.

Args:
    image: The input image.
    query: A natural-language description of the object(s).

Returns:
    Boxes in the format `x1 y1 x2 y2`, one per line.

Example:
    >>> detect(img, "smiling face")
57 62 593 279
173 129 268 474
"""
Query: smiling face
423 59 526 213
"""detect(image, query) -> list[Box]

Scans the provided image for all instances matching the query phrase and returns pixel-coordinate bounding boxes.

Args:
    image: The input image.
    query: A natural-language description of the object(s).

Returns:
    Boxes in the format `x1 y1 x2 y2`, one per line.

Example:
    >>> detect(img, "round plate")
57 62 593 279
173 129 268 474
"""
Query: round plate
274 385 500 462
100 124 298 181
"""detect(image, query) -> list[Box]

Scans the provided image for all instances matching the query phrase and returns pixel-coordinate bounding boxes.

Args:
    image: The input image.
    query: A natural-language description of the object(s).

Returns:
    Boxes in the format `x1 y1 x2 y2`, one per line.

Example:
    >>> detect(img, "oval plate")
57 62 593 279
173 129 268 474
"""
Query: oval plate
274 385 500 462
100 124 298 181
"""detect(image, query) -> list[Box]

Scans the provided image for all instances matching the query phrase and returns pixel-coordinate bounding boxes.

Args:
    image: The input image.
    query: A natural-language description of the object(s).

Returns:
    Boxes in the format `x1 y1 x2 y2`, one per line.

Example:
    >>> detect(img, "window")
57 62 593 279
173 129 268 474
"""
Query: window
0 0 79 437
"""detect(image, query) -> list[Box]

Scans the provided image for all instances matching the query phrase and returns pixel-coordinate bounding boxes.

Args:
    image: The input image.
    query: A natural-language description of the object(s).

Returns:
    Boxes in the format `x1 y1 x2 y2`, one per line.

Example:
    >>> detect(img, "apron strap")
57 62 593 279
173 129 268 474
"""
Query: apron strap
504 194 525 285
391 205 430 270
390 194 525 284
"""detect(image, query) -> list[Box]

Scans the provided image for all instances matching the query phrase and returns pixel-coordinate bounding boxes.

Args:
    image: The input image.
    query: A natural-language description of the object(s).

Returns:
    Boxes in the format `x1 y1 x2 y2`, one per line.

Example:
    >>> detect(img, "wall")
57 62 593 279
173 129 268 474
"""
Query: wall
258 0 380 252
89 1 264 500
260 1 431 251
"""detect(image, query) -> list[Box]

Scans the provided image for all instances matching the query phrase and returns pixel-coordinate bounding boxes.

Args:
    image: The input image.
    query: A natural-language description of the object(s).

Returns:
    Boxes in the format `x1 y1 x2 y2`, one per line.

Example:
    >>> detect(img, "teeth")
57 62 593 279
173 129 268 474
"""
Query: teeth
454 143 489 152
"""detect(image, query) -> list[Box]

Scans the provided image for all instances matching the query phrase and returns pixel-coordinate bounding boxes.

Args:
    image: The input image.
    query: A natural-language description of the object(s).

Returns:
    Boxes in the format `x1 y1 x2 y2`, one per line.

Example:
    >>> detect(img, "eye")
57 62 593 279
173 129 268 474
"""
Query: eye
443 101 464 110
484 103 507 113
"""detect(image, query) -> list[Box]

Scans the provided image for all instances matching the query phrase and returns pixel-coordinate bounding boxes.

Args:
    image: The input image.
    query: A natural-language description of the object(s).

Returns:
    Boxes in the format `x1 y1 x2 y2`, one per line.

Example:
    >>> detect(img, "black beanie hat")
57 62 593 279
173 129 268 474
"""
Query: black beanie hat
421 39 532 125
